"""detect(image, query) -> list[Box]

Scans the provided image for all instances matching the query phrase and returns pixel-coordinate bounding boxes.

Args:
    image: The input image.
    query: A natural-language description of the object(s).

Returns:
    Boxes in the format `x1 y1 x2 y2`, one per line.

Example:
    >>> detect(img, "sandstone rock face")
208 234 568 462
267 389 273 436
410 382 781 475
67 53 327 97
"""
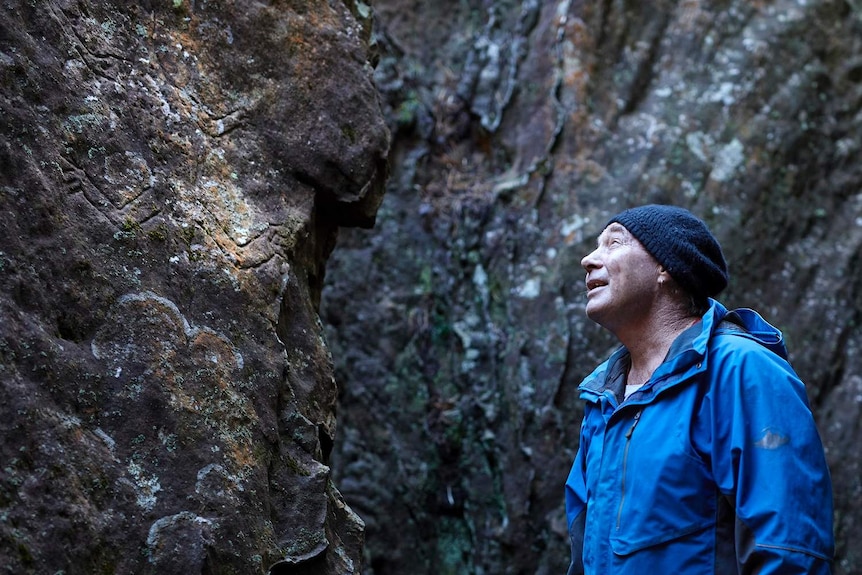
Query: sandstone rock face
0 1 388 573
323 1 862 574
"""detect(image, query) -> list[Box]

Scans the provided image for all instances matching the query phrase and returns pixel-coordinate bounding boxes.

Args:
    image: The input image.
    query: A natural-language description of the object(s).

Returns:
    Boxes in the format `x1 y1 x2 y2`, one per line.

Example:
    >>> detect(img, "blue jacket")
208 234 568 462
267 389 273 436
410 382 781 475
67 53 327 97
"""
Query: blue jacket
565 300 834 574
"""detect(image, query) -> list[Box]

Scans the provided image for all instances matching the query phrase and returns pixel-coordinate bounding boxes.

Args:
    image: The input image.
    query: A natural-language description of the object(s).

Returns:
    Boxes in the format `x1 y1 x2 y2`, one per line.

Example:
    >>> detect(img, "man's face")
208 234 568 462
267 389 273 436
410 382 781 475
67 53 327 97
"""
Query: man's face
581 223 662 330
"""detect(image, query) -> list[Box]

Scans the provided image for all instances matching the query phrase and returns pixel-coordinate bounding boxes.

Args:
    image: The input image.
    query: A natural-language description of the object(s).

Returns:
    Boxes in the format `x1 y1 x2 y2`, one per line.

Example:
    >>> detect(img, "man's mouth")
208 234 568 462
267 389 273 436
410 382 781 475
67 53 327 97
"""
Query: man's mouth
586 279 607 292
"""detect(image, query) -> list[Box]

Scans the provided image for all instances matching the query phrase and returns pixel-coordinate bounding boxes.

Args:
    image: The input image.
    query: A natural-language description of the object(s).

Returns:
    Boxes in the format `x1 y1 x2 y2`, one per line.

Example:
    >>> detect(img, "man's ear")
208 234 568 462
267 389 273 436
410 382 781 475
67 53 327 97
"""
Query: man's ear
657 267 672 286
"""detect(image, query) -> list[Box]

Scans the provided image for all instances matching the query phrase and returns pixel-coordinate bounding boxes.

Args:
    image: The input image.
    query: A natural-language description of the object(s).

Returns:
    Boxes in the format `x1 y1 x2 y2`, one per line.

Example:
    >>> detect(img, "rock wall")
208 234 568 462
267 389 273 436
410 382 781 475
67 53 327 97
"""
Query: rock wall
0 1 388 573
323 1 862 574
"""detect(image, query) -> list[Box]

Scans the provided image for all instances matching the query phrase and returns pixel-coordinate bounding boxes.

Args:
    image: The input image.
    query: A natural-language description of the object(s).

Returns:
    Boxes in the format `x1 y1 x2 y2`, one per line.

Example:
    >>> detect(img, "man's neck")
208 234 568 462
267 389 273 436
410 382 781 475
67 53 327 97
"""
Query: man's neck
616 309 700 386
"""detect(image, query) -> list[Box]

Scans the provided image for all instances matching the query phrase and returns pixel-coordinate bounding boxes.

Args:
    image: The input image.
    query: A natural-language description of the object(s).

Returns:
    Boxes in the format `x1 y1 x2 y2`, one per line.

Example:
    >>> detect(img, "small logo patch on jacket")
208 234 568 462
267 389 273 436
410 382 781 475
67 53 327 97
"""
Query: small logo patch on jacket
753 427 790 449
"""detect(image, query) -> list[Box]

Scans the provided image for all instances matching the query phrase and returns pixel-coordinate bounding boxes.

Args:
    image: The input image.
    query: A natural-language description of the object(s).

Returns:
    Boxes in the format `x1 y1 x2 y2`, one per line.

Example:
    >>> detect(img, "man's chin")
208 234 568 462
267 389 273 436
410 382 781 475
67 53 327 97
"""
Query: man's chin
584 302 604 323
584 302 617 333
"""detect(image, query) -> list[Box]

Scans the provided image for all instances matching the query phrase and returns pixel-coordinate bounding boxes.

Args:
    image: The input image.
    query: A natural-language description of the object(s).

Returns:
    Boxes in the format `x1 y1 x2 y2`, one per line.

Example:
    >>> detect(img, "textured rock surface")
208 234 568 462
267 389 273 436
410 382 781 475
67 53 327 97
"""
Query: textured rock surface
0 1 387 573
323 1 862 574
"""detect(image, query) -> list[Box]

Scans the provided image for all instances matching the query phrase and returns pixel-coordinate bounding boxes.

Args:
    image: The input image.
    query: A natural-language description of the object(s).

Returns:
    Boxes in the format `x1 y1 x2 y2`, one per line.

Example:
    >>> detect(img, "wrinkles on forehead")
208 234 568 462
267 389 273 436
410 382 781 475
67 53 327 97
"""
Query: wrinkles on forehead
597 223 634 246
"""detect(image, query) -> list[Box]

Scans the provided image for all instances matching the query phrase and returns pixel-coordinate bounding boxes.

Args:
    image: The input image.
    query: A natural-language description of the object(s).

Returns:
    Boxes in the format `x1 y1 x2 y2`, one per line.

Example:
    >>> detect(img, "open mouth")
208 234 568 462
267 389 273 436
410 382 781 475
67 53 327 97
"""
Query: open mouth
586 279 607 292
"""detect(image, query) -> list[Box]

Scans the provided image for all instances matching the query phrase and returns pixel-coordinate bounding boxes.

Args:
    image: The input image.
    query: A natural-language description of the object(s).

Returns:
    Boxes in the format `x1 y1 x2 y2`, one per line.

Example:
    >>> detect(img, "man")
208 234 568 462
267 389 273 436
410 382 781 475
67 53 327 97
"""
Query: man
565 204 834 574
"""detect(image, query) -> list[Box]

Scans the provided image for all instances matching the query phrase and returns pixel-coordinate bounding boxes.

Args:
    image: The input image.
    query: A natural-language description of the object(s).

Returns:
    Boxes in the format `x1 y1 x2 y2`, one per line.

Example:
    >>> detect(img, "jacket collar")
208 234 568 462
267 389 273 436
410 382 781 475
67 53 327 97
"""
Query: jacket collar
578 299 729 404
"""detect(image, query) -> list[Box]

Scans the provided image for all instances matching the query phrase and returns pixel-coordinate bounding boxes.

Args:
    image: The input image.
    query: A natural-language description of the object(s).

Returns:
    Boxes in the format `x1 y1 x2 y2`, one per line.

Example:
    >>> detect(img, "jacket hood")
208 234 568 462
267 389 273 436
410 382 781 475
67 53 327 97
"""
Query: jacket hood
706 299 789 360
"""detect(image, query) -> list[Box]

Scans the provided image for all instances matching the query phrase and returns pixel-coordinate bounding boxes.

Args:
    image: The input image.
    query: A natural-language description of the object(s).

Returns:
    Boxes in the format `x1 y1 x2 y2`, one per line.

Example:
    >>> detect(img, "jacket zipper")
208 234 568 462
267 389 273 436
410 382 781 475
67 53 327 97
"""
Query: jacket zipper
616 409 643 531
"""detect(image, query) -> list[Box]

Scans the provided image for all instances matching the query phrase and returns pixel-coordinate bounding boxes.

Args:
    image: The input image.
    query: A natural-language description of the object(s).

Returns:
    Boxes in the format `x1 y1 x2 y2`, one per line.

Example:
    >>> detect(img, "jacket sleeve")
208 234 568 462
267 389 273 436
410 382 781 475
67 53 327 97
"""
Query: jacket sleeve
564 417 589 575
703 337 835 574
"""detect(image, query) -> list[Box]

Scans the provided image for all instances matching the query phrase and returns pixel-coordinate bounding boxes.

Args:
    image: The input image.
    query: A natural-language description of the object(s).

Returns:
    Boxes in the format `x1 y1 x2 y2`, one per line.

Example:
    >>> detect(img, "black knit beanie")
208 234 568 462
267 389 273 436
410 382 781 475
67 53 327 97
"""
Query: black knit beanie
606 204 728 300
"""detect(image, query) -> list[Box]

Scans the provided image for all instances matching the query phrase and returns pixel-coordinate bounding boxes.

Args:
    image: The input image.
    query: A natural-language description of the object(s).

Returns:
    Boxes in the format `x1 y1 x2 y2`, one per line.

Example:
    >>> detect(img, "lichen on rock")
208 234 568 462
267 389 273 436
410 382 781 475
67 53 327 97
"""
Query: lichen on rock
0 0 389 573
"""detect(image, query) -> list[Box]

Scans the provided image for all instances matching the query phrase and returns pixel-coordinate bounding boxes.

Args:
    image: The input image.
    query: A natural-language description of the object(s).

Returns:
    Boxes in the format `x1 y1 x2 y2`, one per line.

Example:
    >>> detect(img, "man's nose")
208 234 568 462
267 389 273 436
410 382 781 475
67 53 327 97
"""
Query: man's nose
581 248 600 271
